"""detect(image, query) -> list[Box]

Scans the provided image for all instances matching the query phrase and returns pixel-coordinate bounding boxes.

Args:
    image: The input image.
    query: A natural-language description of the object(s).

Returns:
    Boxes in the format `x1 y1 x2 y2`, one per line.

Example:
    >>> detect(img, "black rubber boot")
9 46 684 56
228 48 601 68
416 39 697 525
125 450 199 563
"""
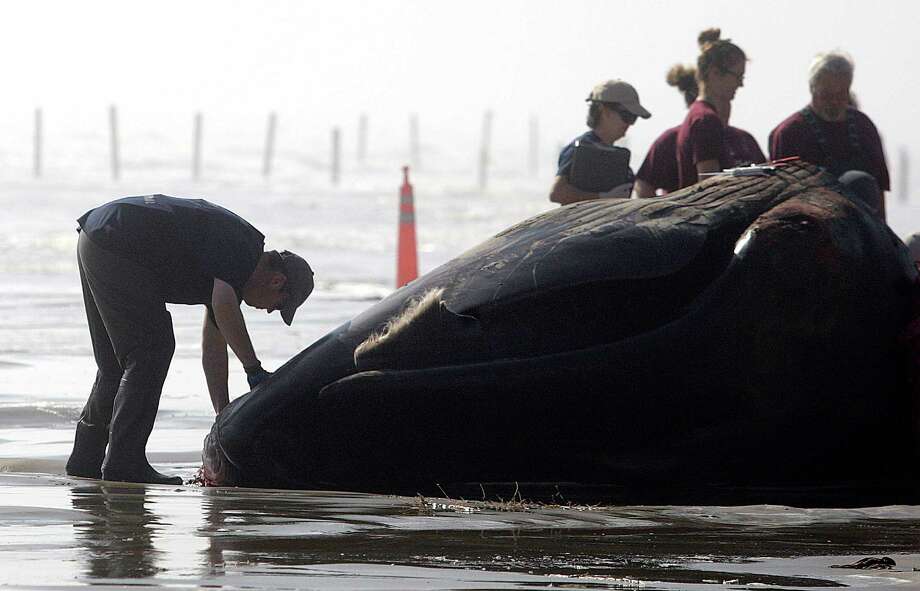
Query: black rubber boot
101 385 181 485
100 322 178 486
102 463 183 485
65 420 109 479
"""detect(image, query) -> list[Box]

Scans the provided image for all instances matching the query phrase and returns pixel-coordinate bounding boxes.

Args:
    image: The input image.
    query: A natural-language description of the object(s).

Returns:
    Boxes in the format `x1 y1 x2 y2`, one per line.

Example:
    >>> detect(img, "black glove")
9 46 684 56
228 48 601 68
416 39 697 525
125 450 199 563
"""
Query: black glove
245 363 272 389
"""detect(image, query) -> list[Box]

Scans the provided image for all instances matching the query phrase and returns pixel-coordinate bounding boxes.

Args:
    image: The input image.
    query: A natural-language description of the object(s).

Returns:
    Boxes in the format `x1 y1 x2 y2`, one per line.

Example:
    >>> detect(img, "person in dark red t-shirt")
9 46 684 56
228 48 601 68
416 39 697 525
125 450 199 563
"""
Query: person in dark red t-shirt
637 124 764 197
636 126 681 196
769 51 890 219
673 29 749 190
636 64 699 197
637 40 764 198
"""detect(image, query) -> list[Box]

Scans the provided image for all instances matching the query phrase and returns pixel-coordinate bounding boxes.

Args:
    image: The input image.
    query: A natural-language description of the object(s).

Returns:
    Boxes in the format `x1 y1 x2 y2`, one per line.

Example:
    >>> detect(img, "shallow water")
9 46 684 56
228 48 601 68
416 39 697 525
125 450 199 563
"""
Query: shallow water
3 141 920 588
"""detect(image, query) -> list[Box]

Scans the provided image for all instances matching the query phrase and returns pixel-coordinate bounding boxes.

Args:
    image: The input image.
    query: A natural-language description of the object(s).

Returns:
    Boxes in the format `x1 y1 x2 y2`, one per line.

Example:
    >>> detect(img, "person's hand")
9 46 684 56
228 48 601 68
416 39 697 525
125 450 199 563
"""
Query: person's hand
599 182 634 199
244 363 272 389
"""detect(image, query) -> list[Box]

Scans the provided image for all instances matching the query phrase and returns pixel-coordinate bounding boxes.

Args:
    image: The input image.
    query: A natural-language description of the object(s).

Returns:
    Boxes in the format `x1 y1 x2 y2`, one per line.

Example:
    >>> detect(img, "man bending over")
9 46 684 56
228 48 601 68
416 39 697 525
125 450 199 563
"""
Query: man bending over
66 195 314 484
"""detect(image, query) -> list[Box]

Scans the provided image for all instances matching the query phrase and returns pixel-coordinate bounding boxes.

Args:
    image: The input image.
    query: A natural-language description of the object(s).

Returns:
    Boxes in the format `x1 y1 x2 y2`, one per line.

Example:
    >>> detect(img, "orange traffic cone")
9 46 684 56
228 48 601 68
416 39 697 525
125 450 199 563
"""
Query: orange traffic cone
397 166 419 287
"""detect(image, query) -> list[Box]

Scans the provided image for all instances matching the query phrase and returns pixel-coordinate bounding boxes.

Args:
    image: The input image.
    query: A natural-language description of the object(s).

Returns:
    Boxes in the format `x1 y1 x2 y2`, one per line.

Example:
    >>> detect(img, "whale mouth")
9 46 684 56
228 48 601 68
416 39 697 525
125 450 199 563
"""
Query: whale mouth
201 426 240 486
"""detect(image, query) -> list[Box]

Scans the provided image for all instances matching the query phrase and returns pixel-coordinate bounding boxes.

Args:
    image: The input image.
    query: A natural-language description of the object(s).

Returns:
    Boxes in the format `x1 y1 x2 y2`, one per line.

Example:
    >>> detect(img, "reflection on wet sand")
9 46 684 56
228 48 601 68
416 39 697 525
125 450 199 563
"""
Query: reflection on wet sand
0 474 912 589
190 483 920 589
197 488 407 572
71 482 163 579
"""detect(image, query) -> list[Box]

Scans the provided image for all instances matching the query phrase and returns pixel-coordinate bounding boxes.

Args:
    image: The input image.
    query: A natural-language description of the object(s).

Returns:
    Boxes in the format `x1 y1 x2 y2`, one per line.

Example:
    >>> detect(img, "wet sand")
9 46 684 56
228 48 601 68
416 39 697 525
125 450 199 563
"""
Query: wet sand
0 472 918 590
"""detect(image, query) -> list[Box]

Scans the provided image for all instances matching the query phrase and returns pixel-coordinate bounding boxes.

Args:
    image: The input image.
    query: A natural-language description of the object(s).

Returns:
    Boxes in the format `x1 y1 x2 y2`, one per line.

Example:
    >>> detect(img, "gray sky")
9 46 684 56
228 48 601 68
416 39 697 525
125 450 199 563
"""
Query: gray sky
0 0 916 168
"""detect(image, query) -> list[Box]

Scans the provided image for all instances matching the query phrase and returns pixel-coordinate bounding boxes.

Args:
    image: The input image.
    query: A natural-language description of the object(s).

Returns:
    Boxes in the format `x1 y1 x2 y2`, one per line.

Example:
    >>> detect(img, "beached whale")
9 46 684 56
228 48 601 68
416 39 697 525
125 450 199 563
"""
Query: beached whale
202 162 919 504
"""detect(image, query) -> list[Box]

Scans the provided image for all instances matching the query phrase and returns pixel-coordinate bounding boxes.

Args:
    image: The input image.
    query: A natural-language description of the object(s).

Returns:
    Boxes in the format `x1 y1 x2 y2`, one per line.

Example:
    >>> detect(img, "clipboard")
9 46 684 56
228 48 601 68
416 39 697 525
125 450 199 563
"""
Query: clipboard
569 141 632 193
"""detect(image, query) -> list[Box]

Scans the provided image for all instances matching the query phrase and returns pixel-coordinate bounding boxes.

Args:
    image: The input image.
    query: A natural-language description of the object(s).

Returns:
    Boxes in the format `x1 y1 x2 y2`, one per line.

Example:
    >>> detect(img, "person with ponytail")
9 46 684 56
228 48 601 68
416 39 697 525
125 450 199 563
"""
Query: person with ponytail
634 65 696 197
636 57 764 197
674 28 749 189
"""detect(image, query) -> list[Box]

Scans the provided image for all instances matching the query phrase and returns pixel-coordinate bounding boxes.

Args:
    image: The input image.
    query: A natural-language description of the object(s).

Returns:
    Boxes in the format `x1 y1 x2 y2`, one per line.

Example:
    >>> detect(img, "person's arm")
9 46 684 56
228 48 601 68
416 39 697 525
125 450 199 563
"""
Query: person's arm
211 278 260 370
550 175 598 205
550 176 632 205
691 111 724 178
769 118 805 162
696 159 721 175
863 117 890 222
634 178 657 199
202 311 230 414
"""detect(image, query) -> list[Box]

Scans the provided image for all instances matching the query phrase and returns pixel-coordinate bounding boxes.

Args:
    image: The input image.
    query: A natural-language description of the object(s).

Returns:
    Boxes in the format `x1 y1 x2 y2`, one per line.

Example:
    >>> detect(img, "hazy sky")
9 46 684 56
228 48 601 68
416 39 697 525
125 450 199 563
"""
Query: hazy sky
0 0 917 169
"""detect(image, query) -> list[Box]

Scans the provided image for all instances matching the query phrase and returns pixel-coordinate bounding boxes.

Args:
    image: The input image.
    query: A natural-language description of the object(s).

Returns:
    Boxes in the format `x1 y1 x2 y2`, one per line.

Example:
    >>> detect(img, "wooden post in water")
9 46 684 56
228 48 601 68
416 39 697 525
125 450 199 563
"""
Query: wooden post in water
263 111 276 178
478 110 493 191
33 108 42 178
331 126 341 185
192 112 203 180
409 113 420 170
357 113 367 165
528 115 538 178
109 105 120 180
898 146 910 202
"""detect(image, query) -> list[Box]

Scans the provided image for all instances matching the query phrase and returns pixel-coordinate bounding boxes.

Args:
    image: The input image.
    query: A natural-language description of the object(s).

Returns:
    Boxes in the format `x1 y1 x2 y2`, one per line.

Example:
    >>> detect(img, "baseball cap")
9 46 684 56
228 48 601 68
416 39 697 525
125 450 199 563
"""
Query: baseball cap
279 250 314 326
586 79 652 119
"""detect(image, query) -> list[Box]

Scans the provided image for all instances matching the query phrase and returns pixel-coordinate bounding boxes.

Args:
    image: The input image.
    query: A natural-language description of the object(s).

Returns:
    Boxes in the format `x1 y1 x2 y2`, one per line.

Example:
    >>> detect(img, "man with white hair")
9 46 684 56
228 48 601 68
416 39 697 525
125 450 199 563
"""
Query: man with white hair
769 51 890 218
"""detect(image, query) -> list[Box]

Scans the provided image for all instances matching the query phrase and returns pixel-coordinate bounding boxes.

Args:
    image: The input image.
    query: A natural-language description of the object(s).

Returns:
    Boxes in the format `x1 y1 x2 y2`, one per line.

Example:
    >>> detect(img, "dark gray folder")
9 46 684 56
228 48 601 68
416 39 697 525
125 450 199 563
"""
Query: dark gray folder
570 141 632 193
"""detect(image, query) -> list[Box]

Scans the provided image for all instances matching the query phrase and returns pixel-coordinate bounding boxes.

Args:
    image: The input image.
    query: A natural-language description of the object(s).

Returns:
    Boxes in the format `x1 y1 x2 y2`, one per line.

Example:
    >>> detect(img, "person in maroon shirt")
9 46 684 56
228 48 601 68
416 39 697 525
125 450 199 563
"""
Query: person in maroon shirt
674 29 749 190
636 126 681 196
637 53 764 197
769 51 890 219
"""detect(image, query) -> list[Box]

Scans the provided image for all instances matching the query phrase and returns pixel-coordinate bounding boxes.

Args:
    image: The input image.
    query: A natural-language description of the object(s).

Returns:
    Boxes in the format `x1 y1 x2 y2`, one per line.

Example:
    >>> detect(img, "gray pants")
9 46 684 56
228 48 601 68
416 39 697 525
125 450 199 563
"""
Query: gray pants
68 231 175 479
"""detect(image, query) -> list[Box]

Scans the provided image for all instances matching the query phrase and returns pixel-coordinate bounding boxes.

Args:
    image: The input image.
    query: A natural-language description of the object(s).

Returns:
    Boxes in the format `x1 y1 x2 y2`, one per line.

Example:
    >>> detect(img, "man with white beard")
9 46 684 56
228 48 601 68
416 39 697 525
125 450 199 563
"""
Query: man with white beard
769 51 890 219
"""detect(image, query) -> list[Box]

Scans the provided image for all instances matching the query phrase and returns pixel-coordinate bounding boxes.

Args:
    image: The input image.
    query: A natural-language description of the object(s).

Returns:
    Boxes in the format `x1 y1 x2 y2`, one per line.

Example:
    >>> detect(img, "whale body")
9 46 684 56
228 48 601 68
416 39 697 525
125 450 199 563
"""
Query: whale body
203 163 919 505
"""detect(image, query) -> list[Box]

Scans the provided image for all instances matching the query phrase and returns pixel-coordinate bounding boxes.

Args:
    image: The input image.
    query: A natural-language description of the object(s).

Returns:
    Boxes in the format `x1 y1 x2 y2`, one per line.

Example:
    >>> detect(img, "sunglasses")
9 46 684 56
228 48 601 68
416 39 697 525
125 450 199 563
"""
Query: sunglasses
605 103 638 125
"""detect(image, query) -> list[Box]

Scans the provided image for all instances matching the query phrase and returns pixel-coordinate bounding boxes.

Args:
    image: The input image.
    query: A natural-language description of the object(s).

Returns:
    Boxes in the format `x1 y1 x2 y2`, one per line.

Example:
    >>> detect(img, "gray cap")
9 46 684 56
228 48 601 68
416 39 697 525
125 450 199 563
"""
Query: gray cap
586 79 652 119
279 250 314 326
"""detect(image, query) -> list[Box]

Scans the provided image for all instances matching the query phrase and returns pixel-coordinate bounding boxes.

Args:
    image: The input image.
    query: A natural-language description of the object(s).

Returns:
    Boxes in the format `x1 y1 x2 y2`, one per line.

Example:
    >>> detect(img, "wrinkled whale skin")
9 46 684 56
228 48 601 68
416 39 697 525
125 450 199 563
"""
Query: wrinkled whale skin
204 163 919 504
